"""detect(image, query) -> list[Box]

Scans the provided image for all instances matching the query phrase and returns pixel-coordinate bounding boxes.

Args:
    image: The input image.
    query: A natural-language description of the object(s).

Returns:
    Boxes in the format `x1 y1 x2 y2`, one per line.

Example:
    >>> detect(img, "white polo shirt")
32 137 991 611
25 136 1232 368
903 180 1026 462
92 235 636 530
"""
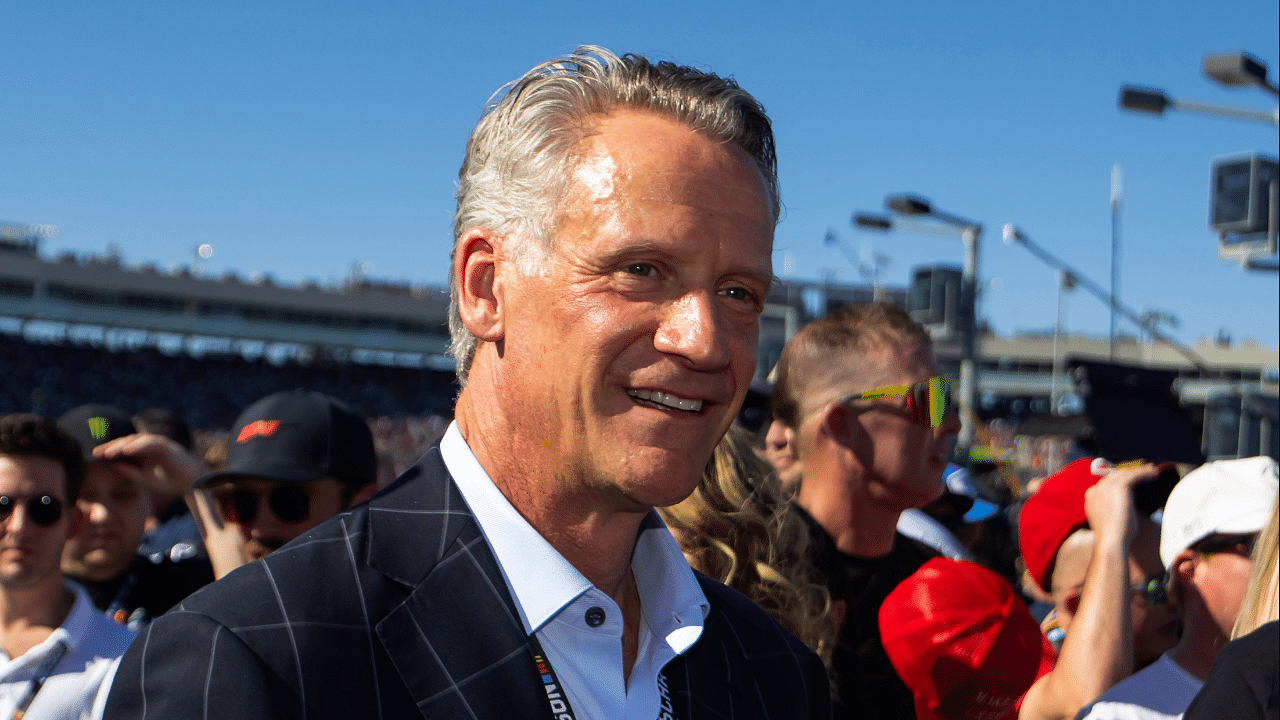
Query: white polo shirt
0 582 137 720
441 422 709 720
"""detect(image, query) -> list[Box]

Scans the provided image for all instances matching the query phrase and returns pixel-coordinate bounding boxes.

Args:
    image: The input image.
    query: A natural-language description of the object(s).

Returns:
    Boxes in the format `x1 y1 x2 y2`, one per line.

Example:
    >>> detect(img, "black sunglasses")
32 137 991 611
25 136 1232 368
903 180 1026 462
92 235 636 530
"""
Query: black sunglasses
1192 533 1258 558
0 495 64 527
1064 576 1168 615
214 485 312 525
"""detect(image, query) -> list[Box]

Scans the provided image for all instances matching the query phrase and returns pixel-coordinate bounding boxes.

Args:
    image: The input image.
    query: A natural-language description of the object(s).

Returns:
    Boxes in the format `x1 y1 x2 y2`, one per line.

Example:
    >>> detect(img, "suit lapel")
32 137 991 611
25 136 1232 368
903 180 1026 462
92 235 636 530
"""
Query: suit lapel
668 627 755 719
366 446 551 719
664 579 767 720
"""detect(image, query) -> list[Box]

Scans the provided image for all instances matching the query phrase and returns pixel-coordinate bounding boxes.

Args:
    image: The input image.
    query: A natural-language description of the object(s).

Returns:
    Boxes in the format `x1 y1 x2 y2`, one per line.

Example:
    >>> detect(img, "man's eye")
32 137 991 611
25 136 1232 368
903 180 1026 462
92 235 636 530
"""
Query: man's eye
624 263 657 277
721 286 757 303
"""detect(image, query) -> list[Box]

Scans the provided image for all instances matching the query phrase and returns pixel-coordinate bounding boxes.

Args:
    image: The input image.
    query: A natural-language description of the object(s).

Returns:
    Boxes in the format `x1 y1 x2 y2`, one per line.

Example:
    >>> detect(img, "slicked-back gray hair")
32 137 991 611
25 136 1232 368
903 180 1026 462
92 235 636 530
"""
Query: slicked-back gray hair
448 45 779 385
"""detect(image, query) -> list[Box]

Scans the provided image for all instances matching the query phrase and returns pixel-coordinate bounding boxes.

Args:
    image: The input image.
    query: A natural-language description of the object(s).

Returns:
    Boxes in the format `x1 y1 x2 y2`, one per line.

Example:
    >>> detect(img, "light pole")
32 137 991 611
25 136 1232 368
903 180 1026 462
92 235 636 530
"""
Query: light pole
1119 52 1279 127
863 194 983 462
1051 270 1076 416
1118 87 1278 126
1202 52 1280 98
827 228 890 300
1121 51 1279 272
1002 223 1208 370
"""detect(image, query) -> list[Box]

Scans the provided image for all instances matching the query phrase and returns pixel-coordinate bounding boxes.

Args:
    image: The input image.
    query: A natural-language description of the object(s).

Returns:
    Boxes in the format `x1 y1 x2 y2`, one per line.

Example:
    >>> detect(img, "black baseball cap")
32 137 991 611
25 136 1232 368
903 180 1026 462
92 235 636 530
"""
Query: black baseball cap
57 404 138 460
196 390 376 489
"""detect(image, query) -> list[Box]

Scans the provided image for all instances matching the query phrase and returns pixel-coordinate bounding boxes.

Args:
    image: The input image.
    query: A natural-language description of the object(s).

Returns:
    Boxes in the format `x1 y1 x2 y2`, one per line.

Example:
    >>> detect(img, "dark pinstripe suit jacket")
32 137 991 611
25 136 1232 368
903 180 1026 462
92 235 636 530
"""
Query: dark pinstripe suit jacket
103 445 832 720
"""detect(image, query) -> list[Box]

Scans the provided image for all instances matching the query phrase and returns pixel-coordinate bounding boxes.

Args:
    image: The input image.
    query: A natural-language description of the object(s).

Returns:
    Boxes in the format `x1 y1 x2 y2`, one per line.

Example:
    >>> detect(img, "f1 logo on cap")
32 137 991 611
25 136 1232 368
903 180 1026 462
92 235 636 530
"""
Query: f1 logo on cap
238 420 281 444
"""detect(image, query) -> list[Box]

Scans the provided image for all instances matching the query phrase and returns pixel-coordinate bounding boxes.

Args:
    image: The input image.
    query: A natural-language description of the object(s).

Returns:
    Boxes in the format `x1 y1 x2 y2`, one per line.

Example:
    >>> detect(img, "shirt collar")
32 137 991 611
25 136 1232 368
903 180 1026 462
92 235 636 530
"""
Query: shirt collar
442 422 589 634
632 513 710 653
440 422 708 652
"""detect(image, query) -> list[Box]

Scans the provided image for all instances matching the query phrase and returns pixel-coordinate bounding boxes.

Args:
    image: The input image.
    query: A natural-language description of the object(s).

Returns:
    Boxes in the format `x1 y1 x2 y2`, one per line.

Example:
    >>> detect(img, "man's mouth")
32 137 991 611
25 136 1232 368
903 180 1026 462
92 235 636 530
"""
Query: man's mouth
627 389 703 413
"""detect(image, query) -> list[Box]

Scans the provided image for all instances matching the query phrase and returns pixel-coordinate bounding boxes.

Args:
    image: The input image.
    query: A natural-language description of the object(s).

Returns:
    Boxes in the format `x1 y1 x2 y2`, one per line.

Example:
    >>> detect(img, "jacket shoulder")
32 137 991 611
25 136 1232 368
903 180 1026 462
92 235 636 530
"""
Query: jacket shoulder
681 572 832 719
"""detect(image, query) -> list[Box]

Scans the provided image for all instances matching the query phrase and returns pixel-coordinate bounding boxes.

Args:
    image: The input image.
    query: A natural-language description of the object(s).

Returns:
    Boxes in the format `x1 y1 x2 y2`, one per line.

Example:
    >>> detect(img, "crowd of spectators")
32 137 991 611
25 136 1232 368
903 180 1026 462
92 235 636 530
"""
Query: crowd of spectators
0 335 458 428
5 324 1278 720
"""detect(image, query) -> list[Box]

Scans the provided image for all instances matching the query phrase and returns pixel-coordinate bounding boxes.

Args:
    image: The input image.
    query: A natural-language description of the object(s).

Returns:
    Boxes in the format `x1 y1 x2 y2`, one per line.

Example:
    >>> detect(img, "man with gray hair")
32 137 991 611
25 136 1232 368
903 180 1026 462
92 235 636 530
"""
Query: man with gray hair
105 47 829 719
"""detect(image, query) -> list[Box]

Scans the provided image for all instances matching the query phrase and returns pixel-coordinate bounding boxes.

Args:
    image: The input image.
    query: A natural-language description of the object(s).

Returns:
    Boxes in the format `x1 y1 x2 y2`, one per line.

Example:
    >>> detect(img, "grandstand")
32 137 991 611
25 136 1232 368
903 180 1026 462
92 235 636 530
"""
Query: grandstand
1 222 459 436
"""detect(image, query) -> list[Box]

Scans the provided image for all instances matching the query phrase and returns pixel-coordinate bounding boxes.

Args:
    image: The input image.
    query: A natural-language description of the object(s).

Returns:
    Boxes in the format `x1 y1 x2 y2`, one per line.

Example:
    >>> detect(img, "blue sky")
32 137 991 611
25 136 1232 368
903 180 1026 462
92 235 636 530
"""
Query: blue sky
4 0 1278 348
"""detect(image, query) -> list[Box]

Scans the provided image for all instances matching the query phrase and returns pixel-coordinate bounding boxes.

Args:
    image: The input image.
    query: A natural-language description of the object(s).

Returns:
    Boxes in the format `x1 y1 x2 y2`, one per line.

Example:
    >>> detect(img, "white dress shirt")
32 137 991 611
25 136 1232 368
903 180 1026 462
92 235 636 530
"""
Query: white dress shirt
0 582 137 720
441 422 709 720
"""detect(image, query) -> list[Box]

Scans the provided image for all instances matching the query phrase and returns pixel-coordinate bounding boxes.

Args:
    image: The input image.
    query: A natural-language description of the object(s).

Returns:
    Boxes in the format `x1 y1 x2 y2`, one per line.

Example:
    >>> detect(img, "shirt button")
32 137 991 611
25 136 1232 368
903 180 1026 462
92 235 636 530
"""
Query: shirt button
584 606 606 627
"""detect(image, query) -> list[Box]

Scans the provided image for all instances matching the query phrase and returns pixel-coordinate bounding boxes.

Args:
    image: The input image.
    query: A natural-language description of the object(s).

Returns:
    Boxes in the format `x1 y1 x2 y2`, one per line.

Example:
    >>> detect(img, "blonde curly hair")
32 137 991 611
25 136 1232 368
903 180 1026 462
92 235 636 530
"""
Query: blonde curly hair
660 425 833 663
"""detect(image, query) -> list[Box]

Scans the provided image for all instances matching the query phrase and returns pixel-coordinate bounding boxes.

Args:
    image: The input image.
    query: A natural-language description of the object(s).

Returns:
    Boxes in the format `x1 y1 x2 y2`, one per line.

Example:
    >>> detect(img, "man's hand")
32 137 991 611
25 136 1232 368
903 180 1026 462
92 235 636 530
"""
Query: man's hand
93 434 204 497
1083 462 1163 547
93 433 246 578
1020 461 1166 720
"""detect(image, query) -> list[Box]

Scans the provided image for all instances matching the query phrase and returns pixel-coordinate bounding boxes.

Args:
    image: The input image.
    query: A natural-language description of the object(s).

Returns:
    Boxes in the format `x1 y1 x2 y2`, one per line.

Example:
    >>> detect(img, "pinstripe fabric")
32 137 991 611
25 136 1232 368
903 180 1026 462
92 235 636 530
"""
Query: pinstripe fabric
103 445 831 720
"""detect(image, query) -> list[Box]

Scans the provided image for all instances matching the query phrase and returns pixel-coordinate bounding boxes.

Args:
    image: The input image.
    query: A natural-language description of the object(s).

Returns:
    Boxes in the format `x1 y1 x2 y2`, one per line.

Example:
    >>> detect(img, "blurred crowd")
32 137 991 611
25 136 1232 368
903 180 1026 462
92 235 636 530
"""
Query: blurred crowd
3 314 1276 720
0 335 458 427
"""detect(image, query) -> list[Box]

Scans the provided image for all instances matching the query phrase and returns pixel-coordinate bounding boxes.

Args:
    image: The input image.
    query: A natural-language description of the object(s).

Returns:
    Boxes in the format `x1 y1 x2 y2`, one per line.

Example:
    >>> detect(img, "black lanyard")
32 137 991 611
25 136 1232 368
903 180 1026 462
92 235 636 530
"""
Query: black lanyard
12 640 68 720
529 633 579 720
527 634 678 720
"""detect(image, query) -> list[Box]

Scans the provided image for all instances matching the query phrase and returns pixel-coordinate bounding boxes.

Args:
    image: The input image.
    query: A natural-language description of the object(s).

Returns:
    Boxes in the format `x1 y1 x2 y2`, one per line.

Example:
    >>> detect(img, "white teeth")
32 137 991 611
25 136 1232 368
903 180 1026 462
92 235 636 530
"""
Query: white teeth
627 389 703 412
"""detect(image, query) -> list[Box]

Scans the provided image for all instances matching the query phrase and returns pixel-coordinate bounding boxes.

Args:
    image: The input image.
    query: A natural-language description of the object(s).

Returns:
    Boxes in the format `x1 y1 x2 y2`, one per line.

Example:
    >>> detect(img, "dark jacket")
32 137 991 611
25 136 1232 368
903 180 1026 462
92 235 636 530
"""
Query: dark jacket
104 444 831 719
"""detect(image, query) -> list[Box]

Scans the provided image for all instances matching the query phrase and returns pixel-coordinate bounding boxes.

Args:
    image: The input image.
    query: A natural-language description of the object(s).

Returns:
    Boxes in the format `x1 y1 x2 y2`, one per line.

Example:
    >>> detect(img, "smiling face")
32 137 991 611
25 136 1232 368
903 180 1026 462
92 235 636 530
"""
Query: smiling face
485 109 774 509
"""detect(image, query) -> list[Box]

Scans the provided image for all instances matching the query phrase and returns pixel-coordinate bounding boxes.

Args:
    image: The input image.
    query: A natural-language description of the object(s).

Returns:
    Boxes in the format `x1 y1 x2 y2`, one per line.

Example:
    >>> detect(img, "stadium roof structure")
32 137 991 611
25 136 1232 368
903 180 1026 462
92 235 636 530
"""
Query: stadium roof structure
0 245 452 364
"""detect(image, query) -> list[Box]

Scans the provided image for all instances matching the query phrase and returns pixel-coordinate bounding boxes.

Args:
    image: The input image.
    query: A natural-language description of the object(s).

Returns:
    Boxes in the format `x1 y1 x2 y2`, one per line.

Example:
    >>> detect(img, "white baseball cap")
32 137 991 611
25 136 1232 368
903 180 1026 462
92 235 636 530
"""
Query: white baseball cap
1159 456 1279 570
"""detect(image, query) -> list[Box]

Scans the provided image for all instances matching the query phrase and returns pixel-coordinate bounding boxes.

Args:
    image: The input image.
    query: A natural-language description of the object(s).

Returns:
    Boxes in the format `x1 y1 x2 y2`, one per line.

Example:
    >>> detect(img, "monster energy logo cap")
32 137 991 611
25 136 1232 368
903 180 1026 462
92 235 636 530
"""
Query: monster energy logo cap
57 404 137 460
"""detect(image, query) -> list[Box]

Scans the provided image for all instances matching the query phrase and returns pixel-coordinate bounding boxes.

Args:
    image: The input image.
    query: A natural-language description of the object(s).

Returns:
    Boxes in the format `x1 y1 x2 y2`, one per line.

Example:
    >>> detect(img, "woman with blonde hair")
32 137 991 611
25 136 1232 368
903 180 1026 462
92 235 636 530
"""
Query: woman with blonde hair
660 425 833 663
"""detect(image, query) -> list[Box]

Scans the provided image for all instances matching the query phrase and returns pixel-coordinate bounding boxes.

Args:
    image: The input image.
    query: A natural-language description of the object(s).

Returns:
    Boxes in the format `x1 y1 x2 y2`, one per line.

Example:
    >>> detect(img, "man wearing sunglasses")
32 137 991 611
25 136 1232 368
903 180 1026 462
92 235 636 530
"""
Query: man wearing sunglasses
191 389 378 566
769 302 962 719
1075 456 1278 720
0 414 136 719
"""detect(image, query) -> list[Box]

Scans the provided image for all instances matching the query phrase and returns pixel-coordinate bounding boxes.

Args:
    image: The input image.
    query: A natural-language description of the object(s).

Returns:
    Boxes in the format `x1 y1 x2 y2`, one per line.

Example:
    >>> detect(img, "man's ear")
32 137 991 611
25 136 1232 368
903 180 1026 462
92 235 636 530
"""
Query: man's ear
453 227 505 342
820 401 857 443
1173 549 1197 585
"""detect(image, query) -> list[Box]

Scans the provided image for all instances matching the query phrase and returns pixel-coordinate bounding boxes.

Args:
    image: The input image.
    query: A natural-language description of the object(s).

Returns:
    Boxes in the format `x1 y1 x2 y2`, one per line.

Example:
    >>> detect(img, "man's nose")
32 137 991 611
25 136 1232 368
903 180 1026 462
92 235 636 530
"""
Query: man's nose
84 500 110 524
2 507 25 534
247 497 283 534
934 403 962 438
654 291 730 369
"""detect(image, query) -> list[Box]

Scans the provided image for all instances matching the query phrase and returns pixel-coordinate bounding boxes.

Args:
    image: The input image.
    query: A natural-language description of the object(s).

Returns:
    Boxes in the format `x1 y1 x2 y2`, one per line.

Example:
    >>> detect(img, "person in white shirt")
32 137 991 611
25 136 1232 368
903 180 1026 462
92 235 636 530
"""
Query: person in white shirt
0 414 135 720
1076 456 1279 720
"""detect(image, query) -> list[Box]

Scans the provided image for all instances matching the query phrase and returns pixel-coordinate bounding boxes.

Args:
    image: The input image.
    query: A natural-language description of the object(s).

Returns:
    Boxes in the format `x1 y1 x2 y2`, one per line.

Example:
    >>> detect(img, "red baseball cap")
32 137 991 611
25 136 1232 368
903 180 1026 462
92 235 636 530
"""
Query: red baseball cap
1018 457 1109 592
880 558 1057 720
